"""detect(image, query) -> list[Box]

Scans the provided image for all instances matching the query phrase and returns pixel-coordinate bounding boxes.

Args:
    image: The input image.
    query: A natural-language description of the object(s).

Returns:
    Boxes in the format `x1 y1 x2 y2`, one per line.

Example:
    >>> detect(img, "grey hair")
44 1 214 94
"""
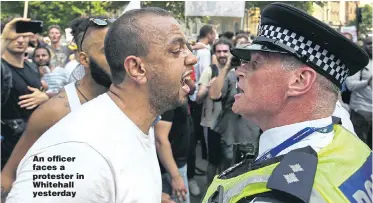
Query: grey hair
260 52 339 109
277 54 339 96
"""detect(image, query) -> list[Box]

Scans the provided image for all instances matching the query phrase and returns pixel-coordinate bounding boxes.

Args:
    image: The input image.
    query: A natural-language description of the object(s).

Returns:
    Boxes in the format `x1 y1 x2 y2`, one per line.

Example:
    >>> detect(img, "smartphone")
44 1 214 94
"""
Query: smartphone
16 20 43 34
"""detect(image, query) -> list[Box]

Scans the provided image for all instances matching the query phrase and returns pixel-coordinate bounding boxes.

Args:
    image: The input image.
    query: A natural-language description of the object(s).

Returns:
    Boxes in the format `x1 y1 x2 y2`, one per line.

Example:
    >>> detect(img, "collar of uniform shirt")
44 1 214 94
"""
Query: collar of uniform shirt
257 116 334 160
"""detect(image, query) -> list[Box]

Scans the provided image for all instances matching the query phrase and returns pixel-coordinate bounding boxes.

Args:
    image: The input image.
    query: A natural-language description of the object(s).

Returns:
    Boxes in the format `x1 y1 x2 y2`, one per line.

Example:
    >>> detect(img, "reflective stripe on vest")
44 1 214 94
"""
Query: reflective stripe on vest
223 175 269 202
209 175 327 203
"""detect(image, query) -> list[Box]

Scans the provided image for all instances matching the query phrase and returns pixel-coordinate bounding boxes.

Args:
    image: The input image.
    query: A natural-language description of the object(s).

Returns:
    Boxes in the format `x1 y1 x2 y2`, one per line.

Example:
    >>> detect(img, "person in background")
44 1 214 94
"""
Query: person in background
345 36 372 148
33 46 69 96
46 24 73 69
234 34 249 47
1 18 49 170
26 33 47 61
221 31 234 41
64 41 83 81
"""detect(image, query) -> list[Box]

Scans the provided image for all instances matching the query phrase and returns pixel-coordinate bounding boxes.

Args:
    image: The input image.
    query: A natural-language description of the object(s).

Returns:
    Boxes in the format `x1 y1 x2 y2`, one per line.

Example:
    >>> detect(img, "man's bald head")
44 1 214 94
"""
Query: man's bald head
104 7 172 84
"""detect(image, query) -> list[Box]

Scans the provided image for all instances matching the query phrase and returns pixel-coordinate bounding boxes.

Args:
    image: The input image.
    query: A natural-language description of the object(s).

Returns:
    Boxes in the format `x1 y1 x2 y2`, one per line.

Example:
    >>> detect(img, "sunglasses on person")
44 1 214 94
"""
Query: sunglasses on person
79 18 116 52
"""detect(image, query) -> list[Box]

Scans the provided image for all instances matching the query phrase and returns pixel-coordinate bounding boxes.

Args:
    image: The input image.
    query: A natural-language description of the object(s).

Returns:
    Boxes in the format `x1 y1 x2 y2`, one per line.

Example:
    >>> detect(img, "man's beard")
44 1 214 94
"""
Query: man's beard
148 69 183 115
36 61 50 67
218 57 227 66
90 57 112 88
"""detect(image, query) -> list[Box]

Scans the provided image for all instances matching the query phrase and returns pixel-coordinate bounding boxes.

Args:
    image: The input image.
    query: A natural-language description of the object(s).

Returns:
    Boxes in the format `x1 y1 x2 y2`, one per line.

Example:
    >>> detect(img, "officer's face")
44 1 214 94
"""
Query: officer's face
233 52 290 126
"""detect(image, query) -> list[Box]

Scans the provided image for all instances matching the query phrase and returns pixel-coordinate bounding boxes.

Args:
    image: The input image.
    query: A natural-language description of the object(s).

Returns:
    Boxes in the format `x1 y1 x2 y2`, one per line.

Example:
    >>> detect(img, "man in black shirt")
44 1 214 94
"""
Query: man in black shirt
1 18 49 168
156 102 193 203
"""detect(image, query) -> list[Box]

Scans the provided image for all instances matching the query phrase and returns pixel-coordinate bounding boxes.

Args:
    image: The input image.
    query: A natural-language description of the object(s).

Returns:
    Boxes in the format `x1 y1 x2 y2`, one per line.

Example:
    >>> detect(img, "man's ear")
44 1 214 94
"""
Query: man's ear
123 56 147 84
79 52 90 68
287 66 317 97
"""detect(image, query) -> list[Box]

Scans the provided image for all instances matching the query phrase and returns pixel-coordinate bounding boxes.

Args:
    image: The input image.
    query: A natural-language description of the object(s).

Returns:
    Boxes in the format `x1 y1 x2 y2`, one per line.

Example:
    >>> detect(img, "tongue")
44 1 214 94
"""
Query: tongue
182 84 190 94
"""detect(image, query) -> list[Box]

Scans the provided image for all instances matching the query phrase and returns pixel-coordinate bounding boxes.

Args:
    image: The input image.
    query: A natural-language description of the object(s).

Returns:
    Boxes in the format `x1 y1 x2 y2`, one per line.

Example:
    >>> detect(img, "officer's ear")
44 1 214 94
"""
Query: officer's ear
287 66 317 97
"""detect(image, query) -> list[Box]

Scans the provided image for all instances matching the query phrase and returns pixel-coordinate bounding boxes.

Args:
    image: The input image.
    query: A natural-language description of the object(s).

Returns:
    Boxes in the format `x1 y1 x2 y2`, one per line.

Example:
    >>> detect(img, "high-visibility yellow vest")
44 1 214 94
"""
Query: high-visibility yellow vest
202 125 372 203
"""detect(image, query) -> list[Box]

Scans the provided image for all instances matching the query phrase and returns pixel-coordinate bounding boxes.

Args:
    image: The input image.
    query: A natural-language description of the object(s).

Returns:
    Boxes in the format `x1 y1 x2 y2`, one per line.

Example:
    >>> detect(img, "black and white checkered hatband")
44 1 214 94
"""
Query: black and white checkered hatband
257 24 349 87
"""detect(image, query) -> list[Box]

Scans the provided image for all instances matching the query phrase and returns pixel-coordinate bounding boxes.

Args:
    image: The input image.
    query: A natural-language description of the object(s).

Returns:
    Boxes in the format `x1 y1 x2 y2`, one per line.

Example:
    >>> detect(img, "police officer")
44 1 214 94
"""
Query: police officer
202 3 371 203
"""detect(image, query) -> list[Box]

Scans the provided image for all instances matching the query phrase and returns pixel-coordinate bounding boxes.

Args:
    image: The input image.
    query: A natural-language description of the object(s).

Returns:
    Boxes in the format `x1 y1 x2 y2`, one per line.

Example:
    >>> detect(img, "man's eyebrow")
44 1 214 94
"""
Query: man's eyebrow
168 37 186 45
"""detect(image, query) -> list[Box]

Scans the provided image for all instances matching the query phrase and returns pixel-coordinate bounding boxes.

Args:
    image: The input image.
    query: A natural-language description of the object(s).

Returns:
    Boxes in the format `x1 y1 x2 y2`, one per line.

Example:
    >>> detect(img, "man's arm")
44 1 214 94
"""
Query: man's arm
197 49 211 77
345 70 371 91
155 116 187 201
1 91 71 201
209 60 232 100
196 67 214 104
5 143 113 203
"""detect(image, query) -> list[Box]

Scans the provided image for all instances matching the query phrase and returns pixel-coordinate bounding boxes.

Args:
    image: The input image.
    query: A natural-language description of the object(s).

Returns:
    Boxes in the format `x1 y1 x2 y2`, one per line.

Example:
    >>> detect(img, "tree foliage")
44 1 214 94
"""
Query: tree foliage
1 1 128 34
142 1 185 20
360 4 373 34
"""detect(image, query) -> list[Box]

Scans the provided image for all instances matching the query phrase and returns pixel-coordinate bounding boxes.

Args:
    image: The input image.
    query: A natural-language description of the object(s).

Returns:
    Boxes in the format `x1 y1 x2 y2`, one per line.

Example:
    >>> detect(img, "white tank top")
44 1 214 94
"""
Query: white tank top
64 83 82 111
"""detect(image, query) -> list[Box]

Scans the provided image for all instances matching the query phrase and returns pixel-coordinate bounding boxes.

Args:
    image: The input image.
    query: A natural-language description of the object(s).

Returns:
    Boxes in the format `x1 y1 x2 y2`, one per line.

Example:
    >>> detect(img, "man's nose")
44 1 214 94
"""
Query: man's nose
16 36 25 43
185 54 197 66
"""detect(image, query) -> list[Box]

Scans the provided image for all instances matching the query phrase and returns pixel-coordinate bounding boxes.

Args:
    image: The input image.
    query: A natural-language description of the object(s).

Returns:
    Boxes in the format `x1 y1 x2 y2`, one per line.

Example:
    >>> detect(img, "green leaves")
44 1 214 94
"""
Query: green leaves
1 1 128 35
360 4 372 34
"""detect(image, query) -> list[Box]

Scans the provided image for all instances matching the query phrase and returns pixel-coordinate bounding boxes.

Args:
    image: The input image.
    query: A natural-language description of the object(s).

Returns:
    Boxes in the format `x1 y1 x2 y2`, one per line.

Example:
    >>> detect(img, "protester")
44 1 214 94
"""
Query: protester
6 7 197 202
202 3 371 202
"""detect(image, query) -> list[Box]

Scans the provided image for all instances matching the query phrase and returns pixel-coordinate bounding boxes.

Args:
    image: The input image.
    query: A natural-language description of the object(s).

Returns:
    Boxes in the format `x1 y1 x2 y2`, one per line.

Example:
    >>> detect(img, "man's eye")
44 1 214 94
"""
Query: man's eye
171 49 181 54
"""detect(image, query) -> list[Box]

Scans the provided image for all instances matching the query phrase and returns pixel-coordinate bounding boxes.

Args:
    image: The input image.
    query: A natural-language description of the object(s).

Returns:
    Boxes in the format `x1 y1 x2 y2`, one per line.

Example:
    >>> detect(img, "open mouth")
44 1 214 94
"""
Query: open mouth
180 71 192 94
238 87 244 93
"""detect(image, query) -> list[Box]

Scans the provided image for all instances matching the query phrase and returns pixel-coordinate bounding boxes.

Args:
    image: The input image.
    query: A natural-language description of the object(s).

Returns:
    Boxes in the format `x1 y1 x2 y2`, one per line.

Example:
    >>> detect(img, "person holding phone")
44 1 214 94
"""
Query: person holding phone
1 18 49 169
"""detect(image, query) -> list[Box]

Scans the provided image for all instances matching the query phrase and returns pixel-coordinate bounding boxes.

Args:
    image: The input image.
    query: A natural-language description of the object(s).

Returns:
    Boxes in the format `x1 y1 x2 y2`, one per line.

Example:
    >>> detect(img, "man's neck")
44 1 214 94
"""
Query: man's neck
51 42 60 49
77 74 108 101
199 38 209 46
2 51 24 68
108 83 156 134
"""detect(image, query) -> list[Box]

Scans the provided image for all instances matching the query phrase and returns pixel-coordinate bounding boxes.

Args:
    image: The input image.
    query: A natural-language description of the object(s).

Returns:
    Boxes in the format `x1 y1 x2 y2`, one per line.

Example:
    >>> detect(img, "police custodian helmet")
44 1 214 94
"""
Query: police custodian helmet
231 2 370 89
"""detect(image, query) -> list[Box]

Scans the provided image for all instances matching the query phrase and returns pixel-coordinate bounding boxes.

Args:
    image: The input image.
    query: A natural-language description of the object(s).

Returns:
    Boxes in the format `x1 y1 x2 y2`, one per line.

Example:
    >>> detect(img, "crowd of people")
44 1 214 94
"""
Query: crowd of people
0 3 372 203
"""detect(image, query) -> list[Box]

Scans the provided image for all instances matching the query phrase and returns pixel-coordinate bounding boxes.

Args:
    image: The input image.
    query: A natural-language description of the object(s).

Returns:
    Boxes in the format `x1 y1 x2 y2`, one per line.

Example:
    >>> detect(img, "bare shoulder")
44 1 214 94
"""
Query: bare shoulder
26 90 72 135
